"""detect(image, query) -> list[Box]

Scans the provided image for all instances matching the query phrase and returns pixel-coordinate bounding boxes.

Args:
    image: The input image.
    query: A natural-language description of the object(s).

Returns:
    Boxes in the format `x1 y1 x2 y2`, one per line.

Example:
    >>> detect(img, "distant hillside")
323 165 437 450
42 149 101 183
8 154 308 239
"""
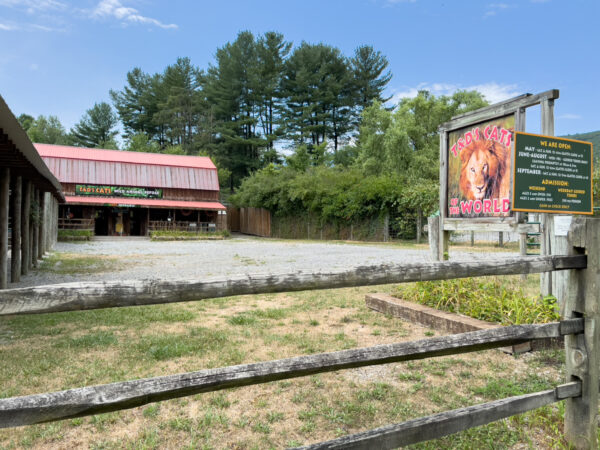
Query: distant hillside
560 130 600 161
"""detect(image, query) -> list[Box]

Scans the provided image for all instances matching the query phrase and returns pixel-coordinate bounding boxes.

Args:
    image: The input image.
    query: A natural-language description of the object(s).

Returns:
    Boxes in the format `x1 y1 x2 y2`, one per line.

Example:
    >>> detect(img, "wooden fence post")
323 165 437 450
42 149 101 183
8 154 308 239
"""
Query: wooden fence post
428 216 440 261
564 217 600 449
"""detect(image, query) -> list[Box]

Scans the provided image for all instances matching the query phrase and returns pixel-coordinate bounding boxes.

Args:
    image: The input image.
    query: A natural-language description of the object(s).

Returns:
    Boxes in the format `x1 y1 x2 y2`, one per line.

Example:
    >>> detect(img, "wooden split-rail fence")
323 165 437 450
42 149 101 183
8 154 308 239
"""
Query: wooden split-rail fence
0 217 599 449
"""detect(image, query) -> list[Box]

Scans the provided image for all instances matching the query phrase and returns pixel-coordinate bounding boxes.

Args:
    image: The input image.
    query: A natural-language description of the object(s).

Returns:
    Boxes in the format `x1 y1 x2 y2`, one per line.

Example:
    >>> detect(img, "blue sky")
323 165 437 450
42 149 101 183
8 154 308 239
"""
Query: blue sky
1 0 598 137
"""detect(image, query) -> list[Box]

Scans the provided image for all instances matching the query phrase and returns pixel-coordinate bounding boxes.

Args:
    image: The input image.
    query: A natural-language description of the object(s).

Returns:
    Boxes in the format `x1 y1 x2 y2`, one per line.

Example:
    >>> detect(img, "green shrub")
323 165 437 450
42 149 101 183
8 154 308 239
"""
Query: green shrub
149 230 230 240
394 278 559 325
57 229 93 240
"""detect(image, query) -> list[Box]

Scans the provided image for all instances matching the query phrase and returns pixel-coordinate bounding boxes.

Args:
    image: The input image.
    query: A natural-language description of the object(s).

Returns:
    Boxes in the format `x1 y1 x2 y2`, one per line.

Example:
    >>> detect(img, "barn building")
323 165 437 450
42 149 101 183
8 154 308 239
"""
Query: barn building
36 144 226 236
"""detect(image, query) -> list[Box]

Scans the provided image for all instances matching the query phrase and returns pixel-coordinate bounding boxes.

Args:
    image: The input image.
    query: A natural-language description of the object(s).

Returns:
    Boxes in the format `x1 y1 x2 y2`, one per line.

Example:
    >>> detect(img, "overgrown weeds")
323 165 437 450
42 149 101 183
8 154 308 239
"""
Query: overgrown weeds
394 277 559 325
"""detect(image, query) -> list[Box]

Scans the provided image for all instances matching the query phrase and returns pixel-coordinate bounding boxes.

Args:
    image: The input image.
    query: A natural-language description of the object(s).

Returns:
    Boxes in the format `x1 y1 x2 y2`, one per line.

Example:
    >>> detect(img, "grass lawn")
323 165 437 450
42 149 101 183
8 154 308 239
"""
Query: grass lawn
0 276 570 449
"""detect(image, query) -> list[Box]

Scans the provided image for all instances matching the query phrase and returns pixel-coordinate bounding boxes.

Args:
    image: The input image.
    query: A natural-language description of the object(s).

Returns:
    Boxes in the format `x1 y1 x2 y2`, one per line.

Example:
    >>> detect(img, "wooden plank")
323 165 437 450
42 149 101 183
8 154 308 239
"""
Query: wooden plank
565 218 600 449
296 381 580 450
0 321 582 428
0 255 586 316
10 175 21 283
440 90 559 132
0 168 8 289
443 220 540 233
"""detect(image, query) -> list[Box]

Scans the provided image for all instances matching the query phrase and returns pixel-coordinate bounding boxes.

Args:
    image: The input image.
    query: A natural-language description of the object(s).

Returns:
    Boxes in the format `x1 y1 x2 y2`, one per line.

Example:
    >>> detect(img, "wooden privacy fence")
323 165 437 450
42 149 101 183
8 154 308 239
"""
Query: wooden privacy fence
0 217 599 449
228 207 271 237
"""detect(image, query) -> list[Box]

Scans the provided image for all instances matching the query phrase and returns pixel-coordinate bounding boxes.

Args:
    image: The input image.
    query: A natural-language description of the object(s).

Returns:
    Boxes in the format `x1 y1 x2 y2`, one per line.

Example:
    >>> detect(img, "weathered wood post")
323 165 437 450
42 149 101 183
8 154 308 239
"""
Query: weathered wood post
498 232 503 248
38 192 45 259
28 187 34 270
21 179 31 276
0 167 9 289
32 188 39 268
416 208 422 244
383 212 389 243
10 175 21 283
540 98 555 296
564 217 600 449
428 215 440 261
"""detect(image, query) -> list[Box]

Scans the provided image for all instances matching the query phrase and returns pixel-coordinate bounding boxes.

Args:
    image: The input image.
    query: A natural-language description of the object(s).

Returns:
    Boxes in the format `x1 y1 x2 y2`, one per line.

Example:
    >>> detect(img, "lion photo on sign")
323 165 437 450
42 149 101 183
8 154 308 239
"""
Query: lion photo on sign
459 137 511 201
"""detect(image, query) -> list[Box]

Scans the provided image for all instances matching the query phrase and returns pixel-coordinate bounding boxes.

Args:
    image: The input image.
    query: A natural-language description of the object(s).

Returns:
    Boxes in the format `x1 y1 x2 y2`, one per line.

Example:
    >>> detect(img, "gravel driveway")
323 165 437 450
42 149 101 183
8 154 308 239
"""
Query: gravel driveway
12 235 518 288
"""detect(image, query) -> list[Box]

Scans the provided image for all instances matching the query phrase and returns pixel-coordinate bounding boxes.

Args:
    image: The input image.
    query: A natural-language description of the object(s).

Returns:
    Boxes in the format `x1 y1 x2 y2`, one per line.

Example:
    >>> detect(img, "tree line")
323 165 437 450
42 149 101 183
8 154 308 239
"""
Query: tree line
19 31 392 190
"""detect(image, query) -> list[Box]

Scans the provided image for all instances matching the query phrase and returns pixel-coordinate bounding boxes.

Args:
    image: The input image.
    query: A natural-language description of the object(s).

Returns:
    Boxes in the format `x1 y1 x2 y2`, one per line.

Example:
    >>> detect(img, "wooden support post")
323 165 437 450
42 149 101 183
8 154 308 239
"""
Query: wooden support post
498 232 504 248
10 175 21 283
564 217 600 449
383 213 389 243
470 231 475 247
21 179 31 276
416 208 422 244
520 233 528 281
0 168 9 289
428 216 440 261
32 189 39 269
38 193 45 259
540 98 555 296
439 127 450 261
28 187 34 270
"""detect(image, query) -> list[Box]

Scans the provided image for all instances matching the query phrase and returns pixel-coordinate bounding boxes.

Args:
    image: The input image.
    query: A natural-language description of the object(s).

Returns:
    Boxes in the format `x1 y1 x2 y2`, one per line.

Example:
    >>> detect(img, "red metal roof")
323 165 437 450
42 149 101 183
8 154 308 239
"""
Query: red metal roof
36 144 219 191
64 196 226 210
35 144 216 169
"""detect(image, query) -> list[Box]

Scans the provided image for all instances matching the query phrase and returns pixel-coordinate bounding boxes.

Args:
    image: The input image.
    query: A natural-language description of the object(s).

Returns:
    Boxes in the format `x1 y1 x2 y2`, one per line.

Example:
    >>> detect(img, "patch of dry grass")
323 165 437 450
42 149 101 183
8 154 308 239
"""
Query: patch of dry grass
0 283 567 449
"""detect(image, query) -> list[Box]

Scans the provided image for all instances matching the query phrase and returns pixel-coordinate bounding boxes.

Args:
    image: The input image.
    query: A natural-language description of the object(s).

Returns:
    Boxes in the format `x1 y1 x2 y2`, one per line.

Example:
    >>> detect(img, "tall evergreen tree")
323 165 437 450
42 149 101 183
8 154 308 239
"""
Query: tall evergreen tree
70 102 119 149
350 45 392 110
110 68 157 139
204 31 268 189
256 31 291 162
282 43 354 152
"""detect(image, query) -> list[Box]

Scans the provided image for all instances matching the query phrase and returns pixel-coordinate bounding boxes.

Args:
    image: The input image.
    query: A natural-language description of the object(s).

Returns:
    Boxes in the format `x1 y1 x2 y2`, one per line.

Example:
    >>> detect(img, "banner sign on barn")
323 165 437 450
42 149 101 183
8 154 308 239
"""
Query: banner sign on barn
512 132 593 215
75 184 163 199
446 114 514 218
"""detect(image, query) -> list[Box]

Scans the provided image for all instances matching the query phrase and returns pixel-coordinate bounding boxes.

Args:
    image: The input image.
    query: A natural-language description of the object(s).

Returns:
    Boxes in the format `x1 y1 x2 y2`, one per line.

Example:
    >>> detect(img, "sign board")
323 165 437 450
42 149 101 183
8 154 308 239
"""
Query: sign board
447 114 514 218
75 184 163 199
512 132 593 215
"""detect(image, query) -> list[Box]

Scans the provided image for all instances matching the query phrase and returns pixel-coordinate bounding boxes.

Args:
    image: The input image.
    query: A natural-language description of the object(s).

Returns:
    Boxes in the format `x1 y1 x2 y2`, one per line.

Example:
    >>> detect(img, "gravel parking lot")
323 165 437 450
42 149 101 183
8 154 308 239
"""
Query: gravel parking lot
12 234 518 288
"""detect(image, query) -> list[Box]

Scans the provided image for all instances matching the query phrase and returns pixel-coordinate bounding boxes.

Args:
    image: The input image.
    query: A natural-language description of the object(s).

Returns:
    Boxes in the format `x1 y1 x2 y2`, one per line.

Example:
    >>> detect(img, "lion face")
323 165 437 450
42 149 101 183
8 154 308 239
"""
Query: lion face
465 150 491 200
459 139 506 201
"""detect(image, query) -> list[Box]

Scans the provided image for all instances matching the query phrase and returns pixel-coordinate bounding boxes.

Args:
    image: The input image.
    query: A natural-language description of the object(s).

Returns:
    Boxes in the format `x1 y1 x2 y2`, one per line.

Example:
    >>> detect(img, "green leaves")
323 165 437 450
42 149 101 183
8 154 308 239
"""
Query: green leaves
70 102 119 149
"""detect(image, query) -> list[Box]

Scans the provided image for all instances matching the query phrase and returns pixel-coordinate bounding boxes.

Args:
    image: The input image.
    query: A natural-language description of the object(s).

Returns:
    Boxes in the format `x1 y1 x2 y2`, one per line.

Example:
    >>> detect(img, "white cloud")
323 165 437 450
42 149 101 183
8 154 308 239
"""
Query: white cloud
0 0 66 11
0 22 18 30
558 113 581 120
92 0 177 29
484 2 514 18
389 82 521 105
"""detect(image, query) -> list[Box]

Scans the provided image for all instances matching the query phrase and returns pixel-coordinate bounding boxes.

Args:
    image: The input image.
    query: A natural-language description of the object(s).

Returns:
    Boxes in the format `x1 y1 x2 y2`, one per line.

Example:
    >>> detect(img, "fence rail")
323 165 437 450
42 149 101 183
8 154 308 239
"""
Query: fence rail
0 319 583 428
57 218 94 230
298 381 582 449
0 254 586 316
0 216 598 448
148 220 216 233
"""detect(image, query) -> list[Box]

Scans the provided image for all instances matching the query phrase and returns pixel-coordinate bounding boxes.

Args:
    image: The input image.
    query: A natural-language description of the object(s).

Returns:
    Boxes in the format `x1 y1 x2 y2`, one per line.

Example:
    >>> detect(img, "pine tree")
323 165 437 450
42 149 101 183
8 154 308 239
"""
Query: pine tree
70 102 119 149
